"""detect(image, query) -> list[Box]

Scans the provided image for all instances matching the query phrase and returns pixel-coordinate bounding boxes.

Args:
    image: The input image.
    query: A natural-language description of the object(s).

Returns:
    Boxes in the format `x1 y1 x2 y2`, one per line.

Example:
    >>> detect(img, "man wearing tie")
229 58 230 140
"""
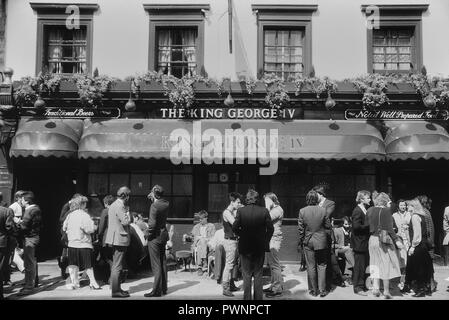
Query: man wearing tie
351 190 371 296
105 186 131 298
144 185 169 297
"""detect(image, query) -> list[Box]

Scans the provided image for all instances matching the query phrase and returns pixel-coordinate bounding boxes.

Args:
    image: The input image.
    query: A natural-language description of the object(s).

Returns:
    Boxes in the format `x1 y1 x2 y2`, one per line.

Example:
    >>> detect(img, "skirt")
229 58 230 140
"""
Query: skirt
68 247 93 270
405 242 434 284
368 235 401 280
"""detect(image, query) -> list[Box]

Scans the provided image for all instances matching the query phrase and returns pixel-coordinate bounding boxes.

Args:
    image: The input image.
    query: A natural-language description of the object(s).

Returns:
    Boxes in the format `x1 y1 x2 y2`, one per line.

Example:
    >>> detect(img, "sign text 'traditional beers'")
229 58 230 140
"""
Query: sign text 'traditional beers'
160 107 298 119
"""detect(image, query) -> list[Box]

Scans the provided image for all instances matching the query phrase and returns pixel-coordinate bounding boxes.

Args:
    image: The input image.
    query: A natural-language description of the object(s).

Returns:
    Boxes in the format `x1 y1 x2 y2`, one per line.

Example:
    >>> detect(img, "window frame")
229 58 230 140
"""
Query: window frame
362 5 428 74
252 5 317 78
144 4 209 76
31 3 97 76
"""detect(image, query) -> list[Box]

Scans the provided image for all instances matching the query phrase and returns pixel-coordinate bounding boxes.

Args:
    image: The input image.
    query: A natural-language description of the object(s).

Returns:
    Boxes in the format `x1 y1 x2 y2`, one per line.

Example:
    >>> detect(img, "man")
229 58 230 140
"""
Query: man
208 228 225 283
105 186 131 298
222 192 242 297
17 191 42 295
232 189 274 300
191 210 215 276
144 185 169 298
0 202 14 300
333 217 355 283
96 195 115 283
351 190 371 296
313 185 336 291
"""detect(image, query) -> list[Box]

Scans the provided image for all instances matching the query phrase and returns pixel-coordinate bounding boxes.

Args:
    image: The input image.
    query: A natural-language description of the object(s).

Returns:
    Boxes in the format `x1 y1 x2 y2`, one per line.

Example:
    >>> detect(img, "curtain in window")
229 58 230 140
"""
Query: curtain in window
47 28 63 73
73 28 87 73
182 29 197 76
158 30 171 74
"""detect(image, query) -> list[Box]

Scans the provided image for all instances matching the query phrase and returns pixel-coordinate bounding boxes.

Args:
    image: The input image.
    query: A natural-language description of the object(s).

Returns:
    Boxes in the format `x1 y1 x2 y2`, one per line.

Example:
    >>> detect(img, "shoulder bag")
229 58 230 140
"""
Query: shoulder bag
377 208 393 245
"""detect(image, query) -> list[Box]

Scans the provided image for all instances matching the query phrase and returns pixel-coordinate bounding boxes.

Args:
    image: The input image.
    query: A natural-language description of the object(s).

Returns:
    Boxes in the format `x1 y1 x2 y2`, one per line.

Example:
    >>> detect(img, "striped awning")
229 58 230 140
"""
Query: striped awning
10 119 83 158
385 121 449 160
78 119 385 161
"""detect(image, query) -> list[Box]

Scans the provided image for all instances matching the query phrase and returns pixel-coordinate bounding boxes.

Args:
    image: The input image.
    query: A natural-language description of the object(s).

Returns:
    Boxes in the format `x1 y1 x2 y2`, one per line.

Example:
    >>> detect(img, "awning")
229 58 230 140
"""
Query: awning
385 121 449 160
10 119 84 158
78 119 385 161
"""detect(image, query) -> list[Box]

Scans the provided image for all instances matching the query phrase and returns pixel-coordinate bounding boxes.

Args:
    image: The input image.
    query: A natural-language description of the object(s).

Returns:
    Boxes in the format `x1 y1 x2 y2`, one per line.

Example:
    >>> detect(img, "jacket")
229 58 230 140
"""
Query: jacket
366 206 398 242
0 206 14 248
320 198 336 218
333 227 350 250
146 198 169 243
350 204 370 252
232 204 274 255
105 199 131 247
20 205 42 244
298 205 331 251
63 209 96 249
191 222 215 246
98 208 109 246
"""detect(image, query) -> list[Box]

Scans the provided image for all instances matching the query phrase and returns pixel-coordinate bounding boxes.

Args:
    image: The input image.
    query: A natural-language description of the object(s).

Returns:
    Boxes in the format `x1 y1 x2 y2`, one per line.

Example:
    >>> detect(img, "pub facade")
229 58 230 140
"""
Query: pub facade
0 0 448 261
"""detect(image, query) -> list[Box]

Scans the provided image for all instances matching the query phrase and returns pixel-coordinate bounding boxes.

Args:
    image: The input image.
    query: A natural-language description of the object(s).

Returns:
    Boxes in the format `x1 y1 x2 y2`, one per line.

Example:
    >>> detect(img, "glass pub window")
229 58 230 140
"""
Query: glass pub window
157 28 198 78
373 28 414 72
264 29 303 80
44 25 88 74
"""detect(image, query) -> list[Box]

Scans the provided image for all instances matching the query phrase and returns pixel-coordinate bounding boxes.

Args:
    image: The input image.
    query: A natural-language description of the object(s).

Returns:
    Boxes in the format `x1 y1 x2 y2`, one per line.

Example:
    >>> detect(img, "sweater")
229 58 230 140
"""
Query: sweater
63 209 96 249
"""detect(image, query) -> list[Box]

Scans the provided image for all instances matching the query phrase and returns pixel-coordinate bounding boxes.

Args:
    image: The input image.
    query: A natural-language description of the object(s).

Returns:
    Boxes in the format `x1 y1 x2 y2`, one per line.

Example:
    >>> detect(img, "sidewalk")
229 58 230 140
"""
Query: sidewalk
4 261 449 300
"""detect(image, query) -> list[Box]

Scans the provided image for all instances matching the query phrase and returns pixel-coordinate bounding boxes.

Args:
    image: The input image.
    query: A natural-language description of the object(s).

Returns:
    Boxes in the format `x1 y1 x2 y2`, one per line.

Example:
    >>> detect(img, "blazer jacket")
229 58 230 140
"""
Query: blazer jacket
105 199 131 247
20 205 42 244
0 206 14 248
146 198 169 243
350 205 370 252
298 205 331 251
232 204 274 255
321 199 336 218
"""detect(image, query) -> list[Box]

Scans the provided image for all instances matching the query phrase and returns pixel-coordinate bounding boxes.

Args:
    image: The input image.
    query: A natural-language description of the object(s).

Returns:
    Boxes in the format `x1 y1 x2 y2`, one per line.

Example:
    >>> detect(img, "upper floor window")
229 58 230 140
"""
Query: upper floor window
144 4 209 78
31 3 98 75
157 27 198 77
252 4 317 80
264 29 304 80
362 4 428 74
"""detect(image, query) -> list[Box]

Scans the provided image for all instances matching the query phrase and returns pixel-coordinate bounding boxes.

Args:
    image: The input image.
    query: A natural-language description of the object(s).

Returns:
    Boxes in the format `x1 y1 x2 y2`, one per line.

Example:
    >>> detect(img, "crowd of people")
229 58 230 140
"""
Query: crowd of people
0 182 447 300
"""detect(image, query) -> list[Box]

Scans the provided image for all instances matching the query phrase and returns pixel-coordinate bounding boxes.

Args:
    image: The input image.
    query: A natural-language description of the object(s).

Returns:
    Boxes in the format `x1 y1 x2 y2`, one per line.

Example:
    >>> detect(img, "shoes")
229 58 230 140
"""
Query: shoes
89 285 102 290
372 290 381 297
230 285 239 292
354 290 368 296
112 291 130 298
197 269 203 276
222 290 234 297
299 265 307 272
338 282 346 288
319 291 329 298
412 291 426 298
425 288 432 296
309 290 318 297
144 291 161 298
3 280 13 287
383 293 393 299
400 285 411 294
265 291 282 298
216 279 222 284
263 287 273 293
121 290 129 295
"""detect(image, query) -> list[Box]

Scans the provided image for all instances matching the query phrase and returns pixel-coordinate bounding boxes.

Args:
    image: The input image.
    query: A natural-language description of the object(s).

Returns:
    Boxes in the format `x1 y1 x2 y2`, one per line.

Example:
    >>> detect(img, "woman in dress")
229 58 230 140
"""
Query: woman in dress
263 192 284 298
392 199 411 288
402 199 434 297
63 195 101 290
367 192 403 299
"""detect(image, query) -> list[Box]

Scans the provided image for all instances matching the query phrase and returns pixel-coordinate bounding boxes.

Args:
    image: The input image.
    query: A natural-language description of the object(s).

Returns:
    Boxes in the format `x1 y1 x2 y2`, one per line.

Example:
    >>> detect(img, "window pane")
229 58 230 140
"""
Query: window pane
399 63 411 70
173 175 192 195
372 28 413 72
109 174 129 195
171 197 192 218
88 173 108 195
129 196 150 217
151 174 172 195
208 184 228 213
265 30 276 46
130 174 151 196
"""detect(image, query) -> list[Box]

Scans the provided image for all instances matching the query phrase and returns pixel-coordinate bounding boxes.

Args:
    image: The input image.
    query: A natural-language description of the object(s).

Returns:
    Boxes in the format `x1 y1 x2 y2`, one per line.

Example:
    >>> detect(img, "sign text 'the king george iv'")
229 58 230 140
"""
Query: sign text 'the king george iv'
160 108 298 119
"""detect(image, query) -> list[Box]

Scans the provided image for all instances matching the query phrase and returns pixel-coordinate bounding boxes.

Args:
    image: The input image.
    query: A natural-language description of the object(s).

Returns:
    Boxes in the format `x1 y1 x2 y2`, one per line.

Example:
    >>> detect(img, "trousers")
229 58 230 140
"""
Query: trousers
304 247 328 293
240 252 265 300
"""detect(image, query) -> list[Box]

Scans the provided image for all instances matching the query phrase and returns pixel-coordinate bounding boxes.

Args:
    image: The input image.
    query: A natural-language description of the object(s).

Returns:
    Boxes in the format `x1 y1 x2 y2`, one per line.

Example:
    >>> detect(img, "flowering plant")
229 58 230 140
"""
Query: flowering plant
73 74 118 107
262 73 290 109
14 73 62 107
406 70 449 109
351 74 390 110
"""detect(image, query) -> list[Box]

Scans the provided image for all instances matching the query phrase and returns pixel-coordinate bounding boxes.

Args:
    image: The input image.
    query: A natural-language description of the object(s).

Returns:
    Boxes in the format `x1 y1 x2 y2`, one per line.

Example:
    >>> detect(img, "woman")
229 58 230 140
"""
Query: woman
392 199 411 287
367 192 403 299
63 195 101 290
402 199 434 297
298 190 331 297
263 192 284 298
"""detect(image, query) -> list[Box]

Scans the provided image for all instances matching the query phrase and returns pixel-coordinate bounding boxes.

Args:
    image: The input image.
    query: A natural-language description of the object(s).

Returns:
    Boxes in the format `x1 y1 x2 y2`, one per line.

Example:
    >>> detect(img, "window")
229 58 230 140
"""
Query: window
144 4 209 77
31 3 97 75
363 5 429 74
252 5 317 79
157 28 198 77
264 29 304 80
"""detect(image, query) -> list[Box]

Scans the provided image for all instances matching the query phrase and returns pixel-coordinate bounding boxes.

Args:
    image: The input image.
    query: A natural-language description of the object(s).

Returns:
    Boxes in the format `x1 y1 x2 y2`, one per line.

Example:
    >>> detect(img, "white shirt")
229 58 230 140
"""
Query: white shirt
9 202 23 218
358 203 367 215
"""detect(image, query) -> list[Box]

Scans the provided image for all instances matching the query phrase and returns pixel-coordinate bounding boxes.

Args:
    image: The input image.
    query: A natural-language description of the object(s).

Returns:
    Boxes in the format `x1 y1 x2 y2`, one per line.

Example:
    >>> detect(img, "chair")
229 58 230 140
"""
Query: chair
207 254 215 277
175 250 193 273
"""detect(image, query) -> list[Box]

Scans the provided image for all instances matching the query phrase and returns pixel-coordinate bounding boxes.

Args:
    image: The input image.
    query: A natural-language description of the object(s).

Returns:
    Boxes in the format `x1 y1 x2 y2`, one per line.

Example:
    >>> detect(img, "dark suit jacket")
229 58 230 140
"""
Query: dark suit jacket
322 199 335 218
298 205 331 251
98 208 109 246
0 206 14 248
232 204 274 255
20 205 42 243
147 199 169 243
350 205 370 252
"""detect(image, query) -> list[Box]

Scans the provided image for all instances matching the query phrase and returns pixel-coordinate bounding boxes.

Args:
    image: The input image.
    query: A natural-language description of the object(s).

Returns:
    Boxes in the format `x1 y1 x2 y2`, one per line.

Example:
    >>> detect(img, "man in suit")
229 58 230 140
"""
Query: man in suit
105 186 131 298
0 203 14 300
17 191 42 295
351 190 371 296
314 185 335 218
298 190 332 297
144 185 169 298
232 189 274 300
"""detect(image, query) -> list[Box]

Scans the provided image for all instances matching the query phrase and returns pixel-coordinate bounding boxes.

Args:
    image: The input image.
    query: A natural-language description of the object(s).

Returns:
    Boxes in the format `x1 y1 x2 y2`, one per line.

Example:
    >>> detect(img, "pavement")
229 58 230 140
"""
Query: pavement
3 261 449 300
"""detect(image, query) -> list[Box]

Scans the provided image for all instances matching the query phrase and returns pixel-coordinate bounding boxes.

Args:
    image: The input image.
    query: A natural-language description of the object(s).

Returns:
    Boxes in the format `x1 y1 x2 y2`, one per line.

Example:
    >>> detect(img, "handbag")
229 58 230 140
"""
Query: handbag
377 208 393 245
